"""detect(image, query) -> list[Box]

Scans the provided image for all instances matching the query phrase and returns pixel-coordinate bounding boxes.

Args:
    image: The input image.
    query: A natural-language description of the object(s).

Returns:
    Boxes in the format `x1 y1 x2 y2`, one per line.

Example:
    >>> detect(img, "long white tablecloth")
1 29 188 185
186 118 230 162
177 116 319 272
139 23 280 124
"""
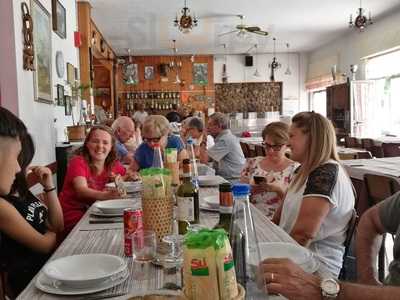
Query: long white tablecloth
18 187 298 300
341 157 400 181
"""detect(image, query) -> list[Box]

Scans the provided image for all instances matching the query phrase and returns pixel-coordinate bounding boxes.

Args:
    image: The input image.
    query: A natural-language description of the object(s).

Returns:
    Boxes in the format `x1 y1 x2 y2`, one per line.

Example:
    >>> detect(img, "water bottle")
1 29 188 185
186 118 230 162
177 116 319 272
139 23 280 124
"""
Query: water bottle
186 138 199 187
152 143 164 168
229 183 267 299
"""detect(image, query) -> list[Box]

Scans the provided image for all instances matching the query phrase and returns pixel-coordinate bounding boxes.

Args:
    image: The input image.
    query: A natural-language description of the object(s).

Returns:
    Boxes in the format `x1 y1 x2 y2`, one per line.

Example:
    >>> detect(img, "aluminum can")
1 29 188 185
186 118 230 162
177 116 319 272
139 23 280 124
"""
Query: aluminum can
123 208 143 256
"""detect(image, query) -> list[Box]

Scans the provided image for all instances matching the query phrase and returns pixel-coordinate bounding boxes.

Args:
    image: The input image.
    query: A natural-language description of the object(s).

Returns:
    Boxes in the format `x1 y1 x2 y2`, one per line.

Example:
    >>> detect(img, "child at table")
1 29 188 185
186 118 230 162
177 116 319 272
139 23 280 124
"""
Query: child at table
0 127 64 296
59 125 126 238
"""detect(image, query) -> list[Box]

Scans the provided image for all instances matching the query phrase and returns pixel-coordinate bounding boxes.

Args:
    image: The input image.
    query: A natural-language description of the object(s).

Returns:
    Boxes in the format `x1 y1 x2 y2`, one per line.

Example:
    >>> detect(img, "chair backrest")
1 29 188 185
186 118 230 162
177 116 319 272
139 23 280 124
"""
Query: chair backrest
240 142 250 158
361 138 374 149
339 153 358 160
382 143 400 157
356 151 373 159
254 145 265 157
364 173 400 207
345 136 357 148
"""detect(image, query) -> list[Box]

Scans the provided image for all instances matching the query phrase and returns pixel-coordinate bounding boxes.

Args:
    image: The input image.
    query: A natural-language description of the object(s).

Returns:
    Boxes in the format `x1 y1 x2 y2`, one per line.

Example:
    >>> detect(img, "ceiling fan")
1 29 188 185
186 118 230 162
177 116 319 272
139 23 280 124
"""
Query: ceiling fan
219 14 268 38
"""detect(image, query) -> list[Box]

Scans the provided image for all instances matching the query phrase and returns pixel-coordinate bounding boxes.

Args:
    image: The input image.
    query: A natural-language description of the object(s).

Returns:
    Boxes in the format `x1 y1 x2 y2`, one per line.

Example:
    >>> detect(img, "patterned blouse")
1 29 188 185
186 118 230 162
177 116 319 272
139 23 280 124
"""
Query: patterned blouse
241 156 298 218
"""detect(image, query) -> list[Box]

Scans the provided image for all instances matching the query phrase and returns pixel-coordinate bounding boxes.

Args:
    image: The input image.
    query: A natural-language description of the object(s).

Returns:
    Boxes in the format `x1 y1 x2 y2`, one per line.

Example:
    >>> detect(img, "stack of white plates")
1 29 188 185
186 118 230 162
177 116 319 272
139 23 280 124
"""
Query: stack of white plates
105 180 143 193
249 242 319 273
36 254 128 295
198 175 227 186
93 199 140 215
200 195 220 211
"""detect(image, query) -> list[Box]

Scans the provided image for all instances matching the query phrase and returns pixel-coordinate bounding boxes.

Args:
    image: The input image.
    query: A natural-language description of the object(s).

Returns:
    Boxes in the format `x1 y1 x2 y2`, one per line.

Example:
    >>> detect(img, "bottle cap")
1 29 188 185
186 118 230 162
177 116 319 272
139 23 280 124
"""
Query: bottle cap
232 183 250 196
219 182 232 192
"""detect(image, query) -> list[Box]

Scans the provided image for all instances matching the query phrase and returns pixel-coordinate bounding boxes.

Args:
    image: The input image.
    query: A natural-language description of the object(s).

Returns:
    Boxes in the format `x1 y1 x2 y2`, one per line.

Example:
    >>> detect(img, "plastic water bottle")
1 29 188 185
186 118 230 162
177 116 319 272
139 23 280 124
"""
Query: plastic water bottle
152 143 164 168
229 183 267 299
186 138 199 187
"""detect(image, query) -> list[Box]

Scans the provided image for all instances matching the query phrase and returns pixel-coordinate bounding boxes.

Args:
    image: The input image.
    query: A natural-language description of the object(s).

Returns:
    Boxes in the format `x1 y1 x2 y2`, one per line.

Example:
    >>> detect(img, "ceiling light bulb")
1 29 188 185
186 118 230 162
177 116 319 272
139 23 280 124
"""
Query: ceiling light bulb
253 69 261 77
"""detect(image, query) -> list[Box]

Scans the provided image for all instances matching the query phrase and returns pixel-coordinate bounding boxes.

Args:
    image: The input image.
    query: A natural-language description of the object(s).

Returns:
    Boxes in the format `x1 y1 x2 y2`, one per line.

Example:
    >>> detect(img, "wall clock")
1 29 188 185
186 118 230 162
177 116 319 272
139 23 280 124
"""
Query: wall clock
55 50 64 78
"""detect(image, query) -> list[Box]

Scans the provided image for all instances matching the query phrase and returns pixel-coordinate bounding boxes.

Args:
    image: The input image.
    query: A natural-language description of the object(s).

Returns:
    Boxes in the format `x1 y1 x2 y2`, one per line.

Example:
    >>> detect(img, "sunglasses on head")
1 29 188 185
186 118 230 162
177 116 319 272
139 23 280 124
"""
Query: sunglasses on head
261 142 284 151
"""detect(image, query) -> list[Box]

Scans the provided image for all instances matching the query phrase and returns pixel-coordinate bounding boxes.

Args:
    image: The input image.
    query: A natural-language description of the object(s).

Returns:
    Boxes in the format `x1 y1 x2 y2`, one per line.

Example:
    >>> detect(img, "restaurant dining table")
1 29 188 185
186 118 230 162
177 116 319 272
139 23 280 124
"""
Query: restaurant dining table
18 187 307 300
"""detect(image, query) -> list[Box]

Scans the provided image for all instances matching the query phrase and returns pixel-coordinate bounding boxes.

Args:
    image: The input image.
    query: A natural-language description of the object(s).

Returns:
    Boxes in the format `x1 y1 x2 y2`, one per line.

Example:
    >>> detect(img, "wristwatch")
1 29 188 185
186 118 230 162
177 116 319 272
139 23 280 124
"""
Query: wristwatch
321 278 340 299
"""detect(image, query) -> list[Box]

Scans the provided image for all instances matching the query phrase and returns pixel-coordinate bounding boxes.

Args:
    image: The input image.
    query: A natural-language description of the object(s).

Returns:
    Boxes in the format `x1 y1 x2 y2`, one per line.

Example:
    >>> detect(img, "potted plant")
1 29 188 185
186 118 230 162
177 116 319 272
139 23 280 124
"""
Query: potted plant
66 81 90 141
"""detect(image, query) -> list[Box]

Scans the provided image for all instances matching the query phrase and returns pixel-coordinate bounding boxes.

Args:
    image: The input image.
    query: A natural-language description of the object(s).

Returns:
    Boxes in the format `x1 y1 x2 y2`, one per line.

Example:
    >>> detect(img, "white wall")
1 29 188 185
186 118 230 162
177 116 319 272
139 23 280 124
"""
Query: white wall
213 52 308 115
308 8 400 81
10 0 80 165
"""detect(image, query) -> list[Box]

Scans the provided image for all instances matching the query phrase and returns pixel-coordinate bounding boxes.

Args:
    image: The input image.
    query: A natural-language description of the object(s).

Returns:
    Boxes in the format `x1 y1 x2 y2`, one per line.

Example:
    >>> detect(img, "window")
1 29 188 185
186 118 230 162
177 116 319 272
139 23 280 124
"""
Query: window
364 50 400 136
310 89 327 117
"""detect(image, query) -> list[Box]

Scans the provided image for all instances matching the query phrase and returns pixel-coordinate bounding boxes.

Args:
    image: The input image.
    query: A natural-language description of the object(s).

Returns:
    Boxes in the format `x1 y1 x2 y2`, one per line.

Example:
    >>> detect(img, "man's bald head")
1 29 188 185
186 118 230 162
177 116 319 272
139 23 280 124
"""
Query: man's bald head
112 116 135 143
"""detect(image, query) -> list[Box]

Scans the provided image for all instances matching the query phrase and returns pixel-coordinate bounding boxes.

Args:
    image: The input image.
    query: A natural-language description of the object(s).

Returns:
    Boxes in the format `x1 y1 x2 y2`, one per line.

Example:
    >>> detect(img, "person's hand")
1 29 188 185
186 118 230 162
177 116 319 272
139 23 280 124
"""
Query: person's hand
265 182 283 194
103 187 122 199
357 273 382 286
258 258 322 300
30 166 54 189
123 170 140 182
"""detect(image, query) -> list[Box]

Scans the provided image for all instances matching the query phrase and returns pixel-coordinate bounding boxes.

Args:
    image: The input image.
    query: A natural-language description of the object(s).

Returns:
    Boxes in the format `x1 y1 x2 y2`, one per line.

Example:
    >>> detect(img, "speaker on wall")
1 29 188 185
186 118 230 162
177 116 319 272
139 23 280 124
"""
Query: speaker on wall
245 55 253 67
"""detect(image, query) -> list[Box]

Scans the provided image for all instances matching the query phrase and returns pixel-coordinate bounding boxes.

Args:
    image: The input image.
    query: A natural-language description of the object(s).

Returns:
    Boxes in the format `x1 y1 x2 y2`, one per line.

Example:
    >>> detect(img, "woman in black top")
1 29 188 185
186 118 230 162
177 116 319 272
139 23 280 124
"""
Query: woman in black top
0 132 64 297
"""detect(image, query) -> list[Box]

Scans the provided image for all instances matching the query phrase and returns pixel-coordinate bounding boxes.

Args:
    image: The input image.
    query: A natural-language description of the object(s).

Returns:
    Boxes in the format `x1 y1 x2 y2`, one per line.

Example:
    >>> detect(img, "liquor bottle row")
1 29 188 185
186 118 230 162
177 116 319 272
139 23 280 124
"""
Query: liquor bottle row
125 90 180 100
125 98 180 111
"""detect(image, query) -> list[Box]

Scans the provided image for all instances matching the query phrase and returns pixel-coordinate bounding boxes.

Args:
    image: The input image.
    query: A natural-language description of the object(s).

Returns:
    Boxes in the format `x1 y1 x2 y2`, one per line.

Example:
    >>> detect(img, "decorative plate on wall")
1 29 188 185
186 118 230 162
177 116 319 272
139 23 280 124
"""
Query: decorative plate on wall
55 50 64 78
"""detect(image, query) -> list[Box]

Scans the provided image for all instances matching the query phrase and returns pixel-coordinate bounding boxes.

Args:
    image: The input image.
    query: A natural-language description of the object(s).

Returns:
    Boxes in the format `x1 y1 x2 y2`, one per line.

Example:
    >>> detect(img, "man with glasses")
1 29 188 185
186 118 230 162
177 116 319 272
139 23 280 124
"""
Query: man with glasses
201 112 245 182
111 116 136 164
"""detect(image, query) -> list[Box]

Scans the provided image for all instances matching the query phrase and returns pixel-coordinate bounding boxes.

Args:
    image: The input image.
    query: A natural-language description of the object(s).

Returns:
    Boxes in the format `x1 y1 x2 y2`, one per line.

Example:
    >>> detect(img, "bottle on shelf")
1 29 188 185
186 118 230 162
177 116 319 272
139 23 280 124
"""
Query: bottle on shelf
229 183 264 299
186 138 199 187
151 143 164 169
176 159 199 235
213 182 233 233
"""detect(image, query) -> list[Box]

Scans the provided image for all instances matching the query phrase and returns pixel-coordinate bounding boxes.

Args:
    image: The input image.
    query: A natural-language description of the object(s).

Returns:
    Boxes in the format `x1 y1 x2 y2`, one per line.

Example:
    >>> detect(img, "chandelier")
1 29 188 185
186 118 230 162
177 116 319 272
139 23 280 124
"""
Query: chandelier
349 0 373 31
269 38 281 81
174 0 198 34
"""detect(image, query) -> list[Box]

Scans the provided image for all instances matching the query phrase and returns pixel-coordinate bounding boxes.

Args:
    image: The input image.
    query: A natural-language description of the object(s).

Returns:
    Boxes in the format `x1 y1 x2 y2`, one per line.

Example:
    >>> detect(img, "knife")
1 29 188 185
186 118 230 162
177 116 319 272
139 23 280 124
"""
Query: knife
89 218 123 224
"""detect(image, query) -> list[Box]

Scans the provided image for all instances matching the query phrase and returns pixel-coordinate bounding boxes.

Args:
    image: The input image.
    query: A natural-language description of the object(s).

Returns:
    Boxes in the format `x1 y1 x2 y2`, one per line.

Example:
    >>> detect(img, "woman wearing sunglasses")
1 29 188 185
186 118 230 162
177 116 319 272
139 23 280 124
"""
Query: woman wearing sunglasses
240 121 297 218
131 115 187 170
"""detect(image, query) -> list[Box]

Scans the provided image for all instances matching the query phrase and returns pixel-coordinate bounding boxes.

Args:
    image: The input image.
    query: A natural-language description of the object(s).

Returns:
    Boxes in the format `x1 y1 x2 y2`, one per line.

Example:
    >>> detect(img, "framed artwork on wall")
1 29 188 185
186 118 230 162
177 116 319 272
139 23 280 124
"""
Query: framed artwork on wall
66 63 75 84
31 0 53 104
123 63 138 85
56 84 64 106
144 66 154 80
52 0 66 39
193 63 208 85
64 95 72 115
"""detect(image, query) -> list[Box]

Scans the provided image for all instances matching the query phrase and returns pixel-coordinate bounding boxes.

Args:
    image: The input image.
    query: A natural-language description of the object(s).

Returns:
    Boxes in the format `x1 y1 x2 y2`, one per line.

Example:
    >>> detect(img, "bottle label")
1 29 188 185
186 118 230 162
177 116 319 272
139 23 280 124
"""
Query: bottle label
219 206 233 214
177 196 195 222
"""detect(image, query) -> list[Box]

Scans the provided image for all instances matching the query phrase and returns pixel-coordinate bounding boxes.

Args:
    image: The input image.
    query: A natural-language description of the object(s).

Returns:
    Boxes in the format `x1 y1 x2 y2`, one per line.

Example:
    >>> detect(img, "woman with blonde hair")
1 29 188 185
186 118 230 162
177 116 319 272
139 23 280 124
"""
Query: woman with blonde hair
272 111 354 277
131 115 187 170
240 121 297 218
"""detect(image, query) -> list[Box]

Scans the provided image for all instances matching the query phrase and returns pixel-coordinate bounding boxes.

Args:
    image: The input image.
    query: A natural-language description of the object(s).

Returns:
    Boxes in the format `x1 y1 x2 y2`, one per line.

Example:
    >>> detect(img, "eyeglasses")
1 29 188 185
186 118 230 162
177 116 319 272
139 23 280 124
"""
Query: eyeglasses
261 142 284 151
144 137 162 143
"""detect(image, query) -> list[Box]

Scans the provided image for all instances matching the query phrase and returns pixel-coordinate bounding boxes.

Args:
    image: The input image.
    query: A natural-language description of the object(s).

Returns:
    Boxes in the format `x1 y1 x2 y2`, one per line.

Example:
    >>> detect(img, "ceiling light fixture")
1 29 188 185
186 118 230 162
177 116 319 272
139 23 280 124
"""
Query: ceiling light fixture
349 0 373 31
284 43 291 75
169 40 182 84
269 37 281 81
174 0 198 34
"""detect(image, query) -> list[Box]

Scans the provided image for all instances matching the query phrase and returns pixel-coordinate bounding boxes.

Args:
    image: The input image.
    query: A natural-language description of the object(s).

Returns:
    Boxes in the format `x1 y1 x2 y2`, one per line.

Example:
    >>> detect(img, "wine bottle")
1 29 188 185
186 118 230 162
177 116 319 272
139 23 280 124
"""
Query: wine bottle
214 183 233 233
176 159 199 234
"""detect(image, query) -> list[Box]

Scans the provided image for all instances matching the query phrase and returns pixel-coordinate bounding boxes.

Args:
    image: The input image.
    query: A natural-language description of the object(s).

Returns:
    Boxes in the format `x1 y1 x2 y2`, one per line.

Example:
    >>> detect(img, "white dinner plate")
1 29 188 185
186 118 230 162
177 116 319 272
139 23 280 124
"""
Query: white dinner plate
105 181 143 193
91 206 123 217
43 254 127 287
36 268 128 295
203 195 219 208
198 175 227 186
94 199 140 214
250 242 319 274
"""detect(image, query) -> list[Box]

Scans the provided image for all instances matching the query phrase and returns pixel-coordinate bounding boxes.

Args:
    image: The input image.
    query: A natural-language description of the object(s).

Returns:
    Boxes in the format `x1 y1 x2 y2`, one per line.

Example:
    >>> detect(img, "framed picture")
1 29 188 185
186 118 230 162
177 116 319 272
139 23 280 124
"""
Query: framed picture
66 63 75 84
123 63 138 85
193 63 208 85
56 84 64 106
52 0 66 39
64 95 72 115
144 66 154 80
31 0 53 103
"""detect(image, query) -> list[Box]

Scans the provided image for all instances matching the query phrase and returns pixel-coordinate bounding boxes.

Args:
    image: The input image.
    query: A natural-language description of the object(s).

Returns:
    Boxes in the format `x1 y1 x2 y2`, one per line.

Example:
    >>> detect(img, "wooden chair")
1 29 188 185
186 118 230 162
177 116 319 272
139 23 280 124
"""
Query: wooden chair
357 151 373 159
345 136 357 148
254 145 265 157
240 142 250 158
339 153 358 160
338 209 359 280
382 143 400 157
361 138 374 149
364 174 400 281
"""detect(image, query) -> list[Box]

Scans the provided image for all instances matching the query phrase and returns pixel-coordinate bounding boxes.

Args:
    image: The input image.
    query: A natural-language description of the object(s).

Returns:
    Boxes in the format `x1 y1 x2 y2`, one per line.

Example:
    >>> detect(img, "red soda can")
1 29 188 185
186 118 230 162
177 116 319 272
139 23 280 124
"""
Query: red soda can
123 208 143 256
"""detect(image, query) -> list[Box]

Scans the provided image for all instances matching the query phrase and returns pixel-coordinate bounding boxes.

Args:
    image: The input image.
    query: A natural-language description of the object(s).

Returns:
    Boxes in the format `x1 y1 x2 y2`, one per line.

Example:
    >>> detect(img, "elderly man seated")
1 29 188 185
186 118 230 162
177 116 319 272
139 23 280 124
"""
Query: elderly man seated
200 112 245 182
111 116 136 164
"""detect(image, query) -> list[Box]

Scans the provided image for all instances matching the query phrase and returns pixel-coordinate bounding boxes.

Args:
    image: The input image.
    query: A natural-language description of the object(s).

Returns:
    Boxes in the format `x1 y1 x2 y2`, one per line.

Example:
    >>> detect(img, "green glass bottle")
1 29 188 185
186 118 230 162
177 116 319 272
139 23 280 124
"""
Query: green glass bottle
176 159 199 234
214 182 233 234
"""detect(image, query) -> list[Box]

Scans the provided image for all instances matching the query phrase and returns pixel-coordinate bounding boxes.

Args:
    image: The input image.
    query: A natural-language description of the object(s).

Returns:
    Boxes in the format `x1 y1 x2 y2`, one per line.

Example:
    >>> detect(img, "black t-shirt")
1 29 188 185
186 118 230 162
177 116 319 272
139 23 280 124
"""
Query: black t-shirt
1 193 50 294
165 111 182 123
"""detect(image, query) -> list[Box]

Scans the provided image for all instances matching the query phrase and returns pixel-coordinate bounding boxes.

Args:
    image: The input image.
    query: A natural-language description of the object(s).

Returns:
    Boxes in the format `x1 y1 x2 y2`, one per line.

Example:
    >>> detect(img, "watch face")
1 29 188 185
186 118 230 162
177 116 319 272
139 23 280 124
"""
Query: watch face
56 51 65 78
322 278 339 295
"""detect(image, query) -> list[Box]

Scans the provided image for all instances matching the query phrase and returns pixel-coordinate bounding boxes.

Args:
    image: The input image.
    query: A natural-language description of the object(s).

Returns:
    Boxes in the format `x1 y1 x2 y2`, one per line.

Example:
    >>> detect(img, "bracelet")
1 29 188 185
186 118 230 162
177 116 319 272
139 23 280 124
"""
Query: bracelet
43 187 56 193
